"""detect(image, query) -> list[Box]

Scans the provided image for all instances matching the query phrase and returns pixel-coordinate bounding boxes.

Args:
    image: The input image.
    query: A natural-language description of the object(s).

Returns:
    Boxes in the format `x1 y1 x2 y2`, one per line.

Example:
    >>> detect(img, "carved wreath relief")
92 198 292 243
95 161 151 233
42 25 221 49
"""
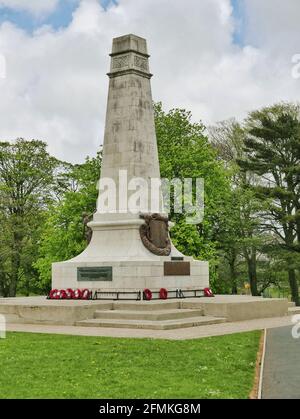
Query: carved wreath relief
139 213 171 256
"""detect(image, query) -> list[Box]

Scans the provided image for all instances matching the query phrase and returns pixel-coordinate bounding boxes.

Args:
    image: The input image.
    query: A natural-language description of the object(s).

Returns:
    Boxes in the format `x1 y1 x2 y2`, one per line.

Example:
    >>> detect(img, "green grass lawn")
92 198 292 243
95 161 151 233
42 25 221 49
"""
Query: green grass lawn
0 331 260 399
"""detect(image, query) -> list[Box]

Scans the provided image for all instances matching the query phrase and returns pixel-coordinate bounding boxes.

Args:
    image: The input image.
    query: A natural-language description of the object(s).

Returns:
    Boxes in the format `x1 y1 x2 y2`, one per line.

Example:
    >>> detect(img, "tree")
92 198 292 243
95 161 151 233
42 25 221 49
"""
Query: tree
154 103 230 289
209 118 245 164
35 154 101 291
0 139 58 296
209 119 279 296
238 103 300 305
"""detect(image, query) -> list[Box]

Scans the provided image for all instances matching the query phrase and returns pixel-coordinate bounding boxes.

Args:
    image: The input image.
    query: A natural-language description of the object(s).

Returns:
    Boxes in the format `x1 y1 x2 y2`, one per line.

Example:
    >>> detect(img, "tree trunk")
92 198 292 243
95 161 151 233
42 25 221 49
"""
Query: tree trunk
25 278 30 297
288 268 299 306
229 260 238 295
9 230 21 297
0 273 10 297
9 267 18 297
247 249 259 296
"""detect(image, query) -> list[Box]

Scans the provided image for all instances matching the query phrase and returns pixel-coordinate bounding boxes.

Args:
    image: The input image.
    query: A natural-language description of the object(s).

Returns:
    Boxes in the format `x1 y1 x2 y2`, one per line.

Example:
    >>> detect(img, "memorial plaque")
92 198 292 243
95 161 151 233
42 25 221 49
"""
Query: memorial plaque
164 262 190 276
77 267 112 282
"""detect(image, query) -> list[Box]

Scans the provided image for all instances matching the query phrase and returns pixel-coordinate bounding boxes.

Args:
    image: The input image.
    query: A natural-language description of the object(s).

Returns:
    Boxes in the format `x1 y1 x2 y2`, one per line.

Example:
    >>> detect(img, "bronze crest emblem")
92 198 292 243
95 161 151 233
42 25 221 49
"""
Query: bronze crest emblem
139 213 171 256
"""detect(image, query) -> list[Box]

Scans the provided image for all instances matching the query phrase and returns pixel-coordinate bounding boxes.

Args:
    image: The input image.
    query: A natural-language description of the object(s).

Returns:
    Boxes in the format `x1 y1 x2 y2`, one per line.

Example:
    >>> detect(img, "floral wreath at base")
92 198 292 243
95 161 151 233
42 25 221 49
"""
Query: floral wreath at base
203 288 214 297
143 288 169 301
159 288 168 300
48 288 92 300
143 288 153 301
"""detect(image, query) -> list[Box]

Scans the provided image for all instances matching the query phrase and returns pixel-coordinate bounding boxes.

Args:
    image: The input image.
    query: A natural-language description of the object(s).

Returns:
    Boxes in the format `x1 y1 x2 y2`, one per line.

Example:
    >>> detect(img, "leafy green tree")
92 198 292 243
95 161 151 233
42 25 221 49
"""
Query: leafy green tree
0 139 58 296
238 103 300 305
154 103 230 289
34 154 101 291
209 119 277 296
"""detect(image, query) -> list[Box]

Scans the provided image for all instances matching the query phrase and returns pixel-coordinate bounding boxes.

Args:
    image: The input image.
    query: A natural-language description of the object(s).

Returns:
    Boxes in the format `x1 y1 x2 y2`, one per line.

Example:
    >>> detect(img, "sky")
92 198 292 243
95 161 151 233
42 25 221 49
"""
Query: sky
0 0 299 163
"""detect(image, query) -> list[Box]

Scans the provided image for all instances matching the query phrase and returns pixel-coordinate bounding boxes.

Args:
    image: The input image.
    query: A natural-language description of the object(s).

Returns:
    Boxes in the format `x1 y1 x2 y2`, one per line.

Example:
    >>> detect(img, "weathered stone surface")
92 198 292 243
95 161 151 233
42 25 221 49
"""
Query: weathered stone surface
0 296 289 329
51 34 209 291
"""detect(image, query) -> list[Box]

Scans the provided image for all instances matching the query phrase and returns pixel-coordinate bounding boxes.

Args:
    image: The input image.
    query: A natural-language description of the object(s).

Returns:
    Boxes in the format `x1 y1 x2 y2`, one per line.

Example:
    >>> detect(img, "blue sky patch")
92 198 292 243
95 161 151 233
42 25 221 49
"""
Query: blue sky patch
231 0 247 46
0 0 118 32
0 0 244 45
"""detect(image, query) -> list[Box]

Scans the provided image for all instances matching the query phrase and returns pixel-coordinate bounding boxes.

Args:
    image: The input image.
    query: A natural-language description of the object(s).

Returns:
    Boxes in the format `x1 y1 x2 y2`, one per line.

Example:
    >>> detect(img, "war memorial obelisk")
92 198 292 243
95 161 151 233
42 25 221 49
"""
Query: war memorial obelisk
52 34 209 293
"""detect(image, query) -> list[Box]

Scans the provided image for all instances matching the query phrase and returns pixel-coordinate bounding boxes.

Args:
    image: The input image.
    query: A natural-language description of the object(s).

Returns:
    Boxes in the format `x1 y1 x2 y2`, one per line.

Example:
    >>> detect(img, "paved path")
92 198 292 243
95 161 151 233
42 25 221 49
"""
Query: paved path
261 325 300 399
7 315 293 340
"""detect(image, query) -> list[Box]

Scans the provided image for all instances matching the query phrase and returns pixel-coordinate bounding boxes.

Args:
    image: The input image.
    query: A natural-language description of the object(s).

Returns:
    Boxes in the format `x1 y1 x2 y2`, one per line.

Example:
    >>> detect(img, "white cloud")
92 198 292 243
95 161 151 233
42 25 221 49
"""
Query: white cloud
0 0 60 16
0 0 300 162
243 0 300 54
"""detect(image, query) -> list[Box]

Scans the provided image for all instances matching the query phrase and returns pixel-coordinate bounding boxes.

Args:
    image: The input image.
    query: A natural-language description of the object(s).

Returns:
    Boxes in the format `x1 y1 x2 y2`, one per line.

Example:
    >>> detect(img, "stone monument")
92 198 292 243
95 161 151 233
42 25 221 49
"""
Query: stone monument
52 34 209 294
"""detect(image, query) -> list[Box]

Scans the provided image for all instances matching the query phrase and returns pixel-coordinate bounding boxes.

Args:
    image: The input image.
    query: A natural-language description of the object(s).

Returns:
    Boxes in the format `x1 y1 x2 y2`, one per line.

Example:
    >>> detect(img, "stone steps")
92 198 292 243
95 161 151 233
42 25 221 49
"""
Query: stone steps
94 308 204 321
76 316 226 330
112 301 181 311
288 302 296 308
288 306 300 314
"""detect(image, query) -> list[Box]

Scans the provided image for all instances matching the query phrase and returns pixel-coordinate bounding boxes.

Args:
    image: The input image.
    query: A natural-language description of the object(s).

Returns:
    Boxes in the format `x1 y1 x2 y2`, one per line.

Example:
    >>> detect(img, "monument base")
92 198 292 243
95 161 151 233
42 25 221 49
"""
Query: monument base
52 258 209 292
52 217 210 292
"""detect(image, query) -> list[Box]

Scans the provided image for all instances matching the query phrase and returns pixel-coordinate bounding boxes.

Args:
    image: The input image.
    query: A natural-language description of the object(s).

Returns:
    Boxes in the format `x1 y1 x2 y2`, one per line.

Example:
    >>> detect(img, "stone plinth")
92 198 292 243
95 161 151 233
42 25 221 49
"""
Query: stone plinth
0 296 289 329
52 258 209 291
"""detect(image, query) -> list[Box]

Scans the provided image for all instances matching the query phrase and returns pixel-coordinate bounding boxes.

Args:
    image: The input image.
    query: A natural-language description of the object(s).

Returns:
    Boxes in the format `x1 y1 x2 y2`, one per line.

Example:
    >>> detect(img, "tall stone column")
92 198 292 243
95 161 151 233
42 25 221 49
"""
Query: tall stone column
95 34 161 219
52 34 209 292
85 34 167 260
